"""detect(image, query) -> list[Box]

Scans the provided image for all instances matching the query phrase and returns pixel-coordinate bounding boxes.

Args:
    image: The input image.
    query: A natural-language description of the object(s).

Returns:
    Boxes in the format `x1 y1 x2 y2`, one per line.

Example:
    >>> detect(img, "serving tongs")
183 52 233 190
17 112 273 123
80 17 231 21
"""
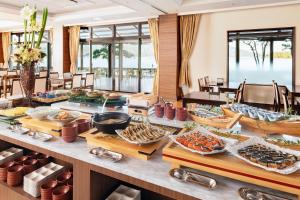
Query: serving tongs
239 187 293 200
169 168 217 189
89 147 123 162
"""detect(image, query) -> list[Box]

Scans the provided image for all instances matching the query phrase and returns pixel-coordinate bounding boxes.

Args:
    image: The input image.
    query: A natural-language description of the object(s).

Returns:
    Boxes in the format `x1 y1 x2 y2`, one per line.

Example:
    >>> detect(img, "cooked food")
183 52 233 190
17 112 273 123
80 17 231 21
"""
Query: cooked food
87 91 103 98
238 144 298 169
0 107 29 117
54 111 73 120
118 124 166 143
176 131 225 152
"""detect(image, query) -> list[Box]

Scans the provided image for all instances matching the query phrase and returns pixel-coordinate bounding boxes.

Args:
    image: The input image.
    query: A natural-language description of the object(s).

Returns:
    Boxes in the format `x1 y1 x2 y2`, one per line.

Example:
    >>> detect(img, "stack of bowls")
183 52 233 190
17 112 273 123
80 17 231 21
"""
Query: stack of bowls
41 180 58 200
7 165 23 186
0 161 15 182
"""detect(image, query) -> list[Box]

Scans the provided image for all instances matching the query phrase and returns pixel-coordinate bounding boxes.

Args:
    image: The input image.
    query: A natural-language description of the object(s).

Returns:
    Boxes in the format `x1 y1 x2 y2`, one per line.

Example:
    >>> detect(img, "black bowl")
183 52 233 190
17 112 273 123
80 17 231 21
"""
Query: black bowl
92 112 131 134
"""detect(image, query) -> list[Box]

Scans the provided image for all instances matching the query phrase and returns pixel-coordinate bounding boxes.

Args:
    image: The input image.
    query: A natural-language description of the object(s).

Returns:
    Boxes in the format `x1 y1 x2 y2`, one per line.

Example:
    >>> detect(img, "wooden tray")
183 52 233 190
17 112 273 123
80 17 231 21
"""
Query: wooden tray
32 96 69 104
222 106 300 136
17 114 90 137
162 141 300 198
80 128 167 160
189 112 242 129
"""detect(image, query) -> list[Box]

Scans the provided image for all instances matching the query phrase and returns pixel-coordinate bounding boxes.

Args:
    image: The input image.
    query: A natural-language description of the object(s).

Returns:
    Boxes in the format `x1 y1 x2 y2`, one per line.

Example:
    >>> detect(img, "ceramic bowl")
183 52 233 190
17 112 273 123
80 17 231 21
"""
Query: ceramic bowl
52 185 71 200
62 123 78 143
57 171 72 185
75 119 91 134
41 180 58 200
23 159 38 174
14 156 28 165
7 165 23 186
37 154 50 167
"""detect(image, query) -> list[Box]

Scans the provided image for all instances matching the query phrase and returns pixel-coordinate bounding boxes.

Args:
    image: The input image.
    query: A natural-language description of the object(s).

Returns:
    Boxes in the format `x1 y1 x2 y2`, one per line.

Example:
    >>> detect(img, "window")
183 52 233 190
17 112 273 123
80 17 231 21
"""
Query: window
10 31 51 71
78 22 156 92
228 28 294 88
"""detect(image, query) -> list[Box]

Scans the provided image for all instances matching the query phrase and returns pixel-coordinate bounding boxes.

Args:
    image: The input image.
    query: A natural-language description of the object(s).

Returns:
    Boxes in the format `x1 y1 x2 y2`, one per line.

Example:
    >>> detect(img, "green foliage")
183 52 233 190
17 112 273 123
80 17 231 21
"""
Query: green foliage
92 45 134 59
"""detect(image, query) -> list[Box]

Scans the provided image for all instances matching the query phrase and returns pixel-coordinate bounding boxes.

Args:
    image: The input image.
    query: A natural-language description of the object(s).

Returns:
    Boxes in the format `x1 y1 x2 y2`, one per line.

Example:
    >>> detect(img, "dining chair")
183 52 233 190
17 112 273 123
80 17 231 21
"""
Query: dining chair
272 80 281 112
39 70 48 78
84 73 94 90
49 72 59 79
72 74 82 89
34 77 47 94
204 76 210 86
236 79 246 103
217 78 224 86
0 70 7 77
7 71 17 76
11 79 24 97
63 72 73 79
198 78 206 91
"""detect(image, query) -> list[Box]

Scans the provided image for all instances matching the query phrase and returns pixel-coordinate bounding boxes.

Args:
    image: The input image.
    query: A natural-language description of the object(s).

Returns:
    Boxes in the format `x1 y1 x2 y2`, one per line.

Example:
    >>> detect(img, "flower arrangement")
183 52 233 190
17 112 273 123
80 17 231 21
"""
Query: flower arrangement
12 5 48 65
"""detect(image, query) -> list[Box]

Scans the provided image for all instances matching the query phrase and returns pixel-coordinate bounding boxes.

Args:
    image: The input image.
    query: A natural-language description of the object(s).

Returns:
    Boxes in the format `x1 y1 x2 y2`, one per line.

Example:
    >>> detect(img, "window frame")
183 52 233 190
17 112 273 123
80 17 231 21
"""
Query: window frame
226 27 295 89
78 22 154 93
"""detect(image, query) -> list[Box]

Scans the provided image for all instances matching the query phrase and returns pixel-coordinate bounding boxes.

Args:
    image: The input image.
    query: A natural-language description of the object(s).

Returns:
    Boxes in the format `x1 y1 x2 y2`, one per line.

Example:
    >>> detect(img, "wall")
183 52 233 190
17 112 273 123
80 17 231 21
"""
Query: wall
189 4 300 92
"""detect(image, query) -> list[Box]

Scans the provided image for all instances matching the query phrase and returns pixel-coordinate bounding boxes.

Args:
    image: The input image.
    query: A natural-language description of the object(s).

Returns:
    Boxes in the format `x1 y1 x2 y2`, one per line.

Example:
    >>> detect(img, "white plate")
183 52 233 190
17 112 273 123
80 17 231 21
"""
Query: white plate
169 127 237 155
47 111 81 124
226 136 300 174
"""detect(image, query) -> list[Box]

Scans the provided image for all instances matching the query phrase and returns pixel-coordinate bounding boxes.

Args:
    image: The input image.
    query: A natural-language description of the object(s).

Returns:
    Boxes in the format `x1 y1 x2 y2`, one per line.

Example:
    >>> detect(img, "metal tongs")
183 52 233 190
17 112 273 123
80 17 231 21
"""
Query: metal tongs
239 188 293 200
89 147 123 162
169 168 217 189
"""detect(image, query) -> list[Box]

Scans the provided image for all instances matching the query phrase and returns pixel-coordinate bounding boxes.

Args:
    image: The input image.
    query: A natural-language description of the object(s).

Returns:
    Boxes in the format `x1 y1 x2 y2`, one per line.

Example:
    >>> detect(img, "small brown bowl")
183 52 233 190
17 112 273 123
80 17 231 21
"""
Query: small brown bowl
0 161 15 182
52 185 70 200
57 171 72 185
27 151 39 159
7 165 23 186
62 123 78 143
23 159 38 174
75 119 90 134
14 156 28 165
41 180 58 200
37 154 50 167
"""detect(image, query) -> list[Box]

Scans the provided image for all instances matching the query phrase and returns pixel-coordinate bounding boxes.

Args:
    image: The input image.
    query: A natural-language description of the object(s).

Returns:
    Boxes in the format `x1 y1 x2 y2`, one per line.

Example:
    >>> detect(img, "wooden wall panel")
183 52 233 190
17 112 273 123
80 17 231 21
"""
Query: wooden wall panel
63 26 71 73
0 33 4 64
158 14 181 101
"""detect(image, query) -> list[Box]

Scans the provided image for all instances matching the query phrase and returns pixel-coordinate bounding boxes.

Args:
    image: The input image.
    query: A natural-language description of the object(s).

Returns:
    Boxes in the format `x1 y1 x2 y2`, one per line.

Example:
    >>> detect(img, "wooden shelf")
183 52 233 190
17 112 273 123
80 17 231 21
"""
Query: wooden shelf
0 181 39 200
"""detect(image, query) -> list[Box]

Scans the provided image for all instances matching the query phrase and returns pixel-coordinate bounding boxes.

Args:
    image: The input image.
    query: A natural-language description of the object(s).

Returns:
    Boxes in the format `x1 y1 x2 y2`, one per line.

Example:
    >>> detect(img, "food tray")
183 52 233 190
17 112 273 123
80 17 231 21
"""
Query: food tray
0 147 23 165
226 137 300 174
26 107 59 120
169 127 237 155
115 124 171 145
90 147 123 162
23 162 64 197
47 110 81 124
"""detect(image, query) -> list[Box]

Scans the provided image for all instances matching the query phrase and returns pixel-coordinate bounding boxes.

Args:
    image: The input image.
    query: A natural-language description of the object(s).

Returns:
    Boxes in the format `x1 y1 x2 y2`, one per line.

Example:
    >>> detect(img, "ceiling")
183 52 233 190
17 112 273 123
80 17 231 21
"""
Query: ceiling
0 0 299 31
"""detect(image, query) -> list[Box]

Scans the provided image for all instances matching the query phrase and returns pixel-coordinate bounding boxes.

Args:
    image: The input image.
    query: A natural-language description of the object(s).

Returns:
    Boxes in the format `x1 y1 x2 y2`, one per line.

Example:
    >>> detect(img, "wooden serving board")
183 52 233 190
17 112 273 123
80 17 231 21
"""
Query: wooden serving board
17 114 90 137
162 141 300 198
222 106 300 136
80 128 167 160
32 96 69 104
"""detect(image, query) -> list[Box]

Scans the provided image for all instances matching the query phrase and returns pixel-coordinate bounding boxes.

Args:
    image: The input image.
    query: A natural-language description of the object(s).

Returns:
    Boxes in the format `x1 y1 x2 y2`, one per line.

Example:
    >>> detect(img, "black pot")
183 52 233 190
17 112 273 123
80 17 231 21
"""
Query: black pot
92 112 131 134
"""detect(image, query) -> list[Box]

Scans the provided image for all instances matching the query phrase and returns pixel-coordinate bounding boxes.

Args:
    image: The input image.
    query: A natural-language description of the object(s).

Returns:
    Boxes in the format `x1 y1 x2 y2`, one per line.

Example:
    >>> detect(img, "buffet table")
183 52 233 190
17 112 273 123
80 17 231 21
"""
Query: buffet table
0 121 297 200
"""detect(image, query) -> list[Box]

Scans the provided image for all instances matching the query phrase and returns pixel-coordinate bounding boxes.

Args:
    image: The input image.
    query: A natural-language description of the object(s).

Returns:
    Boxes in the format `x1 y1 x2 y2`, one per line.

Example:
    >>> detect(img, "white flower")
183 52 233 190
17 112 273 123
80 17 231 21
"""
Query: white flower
29 24 41 32
20 5 34 20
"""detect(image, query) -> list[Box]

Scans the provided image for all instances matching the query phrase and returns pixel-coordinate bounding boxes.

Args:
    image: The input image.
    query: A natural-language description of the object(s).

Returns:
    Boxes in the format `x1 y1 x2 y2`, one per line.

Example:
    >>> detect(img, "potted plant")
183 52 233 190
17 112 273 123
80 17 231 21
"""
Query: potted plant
12 5 48 104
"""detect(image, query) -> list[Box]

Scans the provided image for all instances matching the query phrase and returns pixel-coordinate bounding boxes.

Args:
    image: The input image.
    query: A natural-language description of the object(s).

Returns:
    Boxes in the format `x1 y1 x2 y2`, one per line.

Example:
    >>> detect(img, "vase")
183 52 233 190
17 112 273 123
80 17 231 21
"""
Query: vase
20 63 36 105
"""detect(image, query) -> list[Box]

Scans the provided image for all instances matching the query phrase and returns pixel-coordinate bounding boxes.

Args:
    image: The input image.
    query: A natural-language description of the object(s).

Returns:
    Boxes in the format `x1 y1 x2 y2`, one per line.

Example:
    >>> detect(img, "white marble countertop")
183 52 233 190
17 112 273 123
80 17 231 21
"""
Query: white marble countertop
0 123 297 200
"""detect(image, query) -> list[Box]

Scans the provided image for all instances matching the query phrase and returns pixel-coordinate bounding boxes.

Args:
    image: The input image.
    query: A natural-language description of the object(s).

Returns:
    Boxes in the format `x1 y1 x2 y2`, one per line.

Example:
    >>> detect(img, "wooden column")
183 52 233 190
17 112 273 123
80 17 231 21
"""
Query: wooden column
0 33 4 64
63 26 71 73
158 14 181 101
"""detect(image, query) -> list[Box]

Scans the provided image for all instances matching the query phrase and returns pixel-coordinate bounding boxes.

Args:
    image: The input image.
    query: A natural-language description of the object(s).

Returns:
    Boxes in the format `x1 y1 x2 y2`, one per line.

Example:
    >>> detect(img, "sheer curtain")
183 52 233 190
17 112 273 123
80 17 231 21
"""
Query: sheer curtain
179 14 200 87
2 32 11 69
148 18 159 95
69 26 80 74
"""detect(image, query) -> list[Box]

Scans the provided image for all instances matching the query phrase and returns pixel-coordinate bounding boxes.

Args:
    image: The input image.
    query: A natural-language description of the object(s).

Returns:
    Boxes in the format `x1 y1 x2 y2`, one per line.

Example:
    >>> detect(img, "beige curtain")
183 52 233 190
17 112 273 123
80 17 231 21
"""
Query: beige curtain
2 32 11 69
148 18 159 95
69 26 80 73
179 14 200 87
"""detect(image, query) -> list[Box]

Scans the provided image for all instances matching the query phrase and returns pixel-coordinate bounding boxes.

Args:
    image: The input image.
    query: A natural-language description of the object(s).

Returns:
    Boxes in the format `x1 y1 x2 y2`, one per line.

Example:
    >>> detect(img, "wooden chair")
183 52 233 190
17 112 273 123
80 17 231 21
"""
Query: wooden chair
72 74 82 89
84 73 94 90
63 72 72 79
11 79 24 97
282 89 290 114
0 70 7 77
198 78 206 91
236 79 246 103
217 78 224 86
39 70 48 78
272 80 281 112
204 76 209 86
34 77 47 94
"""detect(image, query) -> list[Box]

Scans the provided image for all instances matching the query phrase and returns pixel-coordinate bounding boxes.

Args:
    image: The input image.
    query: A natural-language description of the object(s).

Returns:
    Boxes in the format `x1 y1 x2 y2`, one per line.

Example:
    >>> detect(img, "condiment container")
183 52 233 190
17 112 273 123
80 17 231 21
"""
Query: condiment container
176 107 188 121
154 104 164 118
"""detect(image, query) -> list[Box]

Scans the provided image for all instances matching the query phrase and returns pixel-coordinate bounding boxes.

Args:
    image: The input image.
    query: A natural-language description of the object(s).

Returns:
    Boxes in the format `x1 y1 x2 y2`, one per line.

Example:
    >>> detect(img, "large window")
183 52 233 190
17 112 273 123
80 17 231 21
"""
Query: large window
77 22 157 93
228 28 294 88
10 31 51 71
